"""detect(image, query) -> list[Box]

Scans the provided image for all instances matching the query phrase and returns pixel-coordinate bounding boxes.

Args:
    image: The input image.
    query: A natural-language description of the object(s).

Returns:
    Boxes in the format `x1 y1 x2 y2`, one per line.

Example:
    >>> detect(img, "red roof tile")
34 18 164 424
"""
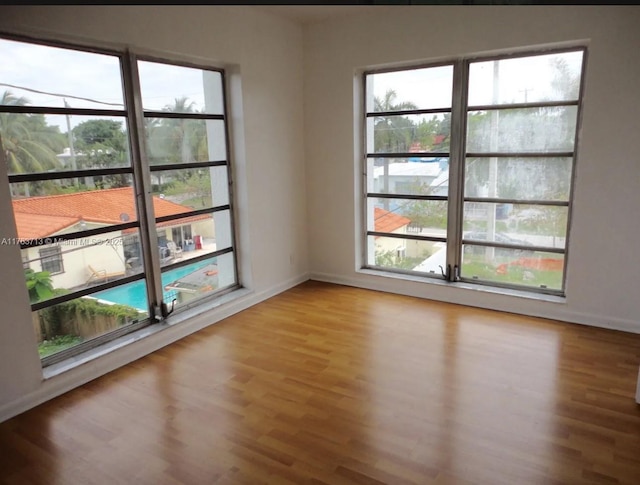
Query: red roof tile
12 187 208 239
374 207 410 233
14 212 81 239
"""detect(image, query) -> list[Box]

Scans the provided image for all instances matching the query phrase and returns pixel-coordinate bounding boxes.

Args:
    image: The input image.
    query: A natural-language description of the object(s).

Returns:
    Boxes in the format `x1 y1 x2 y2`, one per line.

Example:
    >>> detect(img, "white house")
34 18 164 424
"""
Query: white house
14 187 213 291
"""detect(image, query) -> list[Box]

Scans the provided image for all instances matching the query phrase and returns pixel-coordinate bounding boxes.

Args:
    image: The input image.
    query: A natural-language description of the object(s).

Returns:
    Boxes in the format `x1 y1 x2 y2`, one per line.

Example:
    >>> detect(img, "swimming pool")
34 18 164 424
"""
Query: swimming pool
94 259 212 311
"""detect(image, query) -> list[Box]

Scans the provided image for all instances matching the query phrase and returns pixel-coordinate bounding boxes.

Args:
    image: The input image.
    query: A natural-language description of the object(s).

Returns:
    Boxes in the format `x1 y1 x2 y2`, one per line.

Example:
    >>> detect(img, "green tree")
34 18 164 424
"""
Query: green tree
146 97 207 170
0 91 65 196
72 118 129 188
373 90 418 153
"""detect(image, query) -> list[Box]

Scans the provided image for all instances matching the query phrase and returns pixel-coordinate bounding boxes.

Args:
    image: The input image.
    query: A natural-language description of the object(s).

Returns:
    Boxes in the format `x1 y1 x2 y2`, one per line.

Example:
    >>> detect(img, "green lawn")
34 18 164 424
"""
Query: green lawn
462 256 563 290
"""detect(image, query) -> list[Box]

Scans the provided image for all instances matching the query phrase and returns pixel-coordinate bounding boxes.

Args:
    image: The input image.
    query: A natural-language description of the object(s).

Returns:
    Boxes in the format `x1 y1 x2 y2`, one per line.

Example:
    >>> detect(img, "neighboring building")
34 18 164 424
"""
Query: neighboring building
14 187 212 291
372 161 443 195
373 207 411 260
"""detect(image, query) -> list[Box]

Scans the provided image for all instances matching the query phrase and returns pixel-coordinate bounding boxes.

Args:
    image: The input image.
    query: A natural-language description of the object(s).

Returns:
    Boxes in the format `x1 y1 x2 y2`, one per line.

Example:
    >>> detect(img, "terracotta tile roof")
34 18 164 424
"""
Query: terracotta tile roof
13 212 81 239
374 207 410 233
13 187 208 239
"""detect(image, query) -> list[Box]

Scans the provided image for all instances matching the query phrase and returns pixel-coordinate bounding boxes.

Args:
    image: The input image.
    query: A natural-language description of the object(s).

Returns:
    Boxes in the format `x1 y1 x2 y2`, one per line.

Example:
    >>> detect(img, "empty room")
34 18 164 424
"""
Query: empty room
0 5 639 484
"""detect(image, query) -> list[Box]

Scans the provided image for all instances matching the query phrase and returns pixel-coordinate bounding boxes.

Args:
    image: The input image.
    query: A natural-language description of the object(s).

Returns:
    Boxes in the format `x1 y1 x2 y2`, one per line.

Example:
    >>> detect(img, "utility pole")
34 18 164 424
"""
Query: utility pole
63 98 79 186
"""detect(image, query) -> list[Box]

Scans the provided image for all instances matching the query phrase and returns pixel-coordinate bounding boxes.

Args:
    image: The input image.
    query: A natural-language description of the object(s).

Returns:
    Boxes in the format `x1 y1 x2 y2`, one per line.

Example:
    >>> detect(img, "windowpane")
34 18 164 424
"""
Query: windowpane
461 248 564 290
367 235 446 274
468 51 583 106
368 65 453 111
463 202 567 249
11 177 138 233
163 253 236 310
0 38 124 110
22 231 145 303
138 61 223 115
466 107 578 153
151 166 229 209
464 157 572 201
368 113 450 153
3 37 239 364
156 211 233 267
2 114 130 175
39 246 63 274
367 157 449 196
145 118 226 165
368 198 447 238
362 48 583 296
34 285 149 358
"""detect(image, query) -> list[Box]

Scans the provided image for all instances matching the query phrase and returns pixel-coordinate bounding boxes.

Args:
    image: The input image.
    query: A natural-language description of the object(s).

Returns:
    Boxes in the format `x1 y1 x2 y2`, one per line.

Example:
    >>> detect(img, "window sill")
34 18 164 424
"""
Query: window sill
42 286 253 380
357 268 567 304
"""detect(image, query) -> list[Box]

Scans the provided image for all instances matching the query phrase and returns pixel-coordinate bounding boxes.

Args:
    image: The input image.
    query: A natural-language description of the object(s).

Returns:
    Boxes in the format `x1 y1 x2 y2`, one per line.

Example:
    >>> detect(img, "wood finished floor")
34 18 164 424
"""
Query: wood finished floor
1 281 640 484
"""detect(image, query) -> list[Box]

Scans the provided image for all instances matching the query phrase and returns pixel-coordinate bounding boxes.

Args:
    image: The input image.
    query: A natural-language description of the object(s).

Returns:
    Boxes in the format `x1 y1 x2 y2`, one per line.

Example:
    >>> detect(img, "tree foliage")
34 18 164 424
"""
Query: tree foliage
0 91 65 195
373 90 451 155
25 268 54 303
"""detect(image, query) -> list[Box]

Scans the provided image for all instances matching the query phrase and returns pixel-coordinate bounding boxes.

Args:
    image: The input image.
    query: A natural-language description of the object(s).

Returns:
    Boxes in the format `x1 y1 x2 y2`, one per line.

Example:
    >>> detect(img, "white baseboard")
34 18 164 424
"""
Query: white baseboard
309 271 640 335
0 273 310 423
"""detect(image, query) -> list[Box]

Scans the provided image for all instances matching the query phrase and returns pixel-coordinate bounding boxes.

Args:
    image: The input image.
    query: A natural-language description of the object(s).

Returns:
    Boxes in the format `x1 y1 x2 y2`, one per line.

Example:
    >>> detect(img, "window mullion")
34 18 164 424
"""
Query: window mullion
446 59 469 281
121 51 164 320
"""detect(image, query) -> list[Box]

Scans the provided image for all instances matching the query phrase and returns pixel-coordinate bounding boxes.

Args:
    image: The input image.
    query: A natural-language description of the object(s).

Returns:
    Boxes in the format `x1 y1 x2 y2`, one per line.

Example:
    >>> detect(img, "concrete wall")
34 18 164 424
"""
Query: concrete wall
304 6 640 332
0 5 308 420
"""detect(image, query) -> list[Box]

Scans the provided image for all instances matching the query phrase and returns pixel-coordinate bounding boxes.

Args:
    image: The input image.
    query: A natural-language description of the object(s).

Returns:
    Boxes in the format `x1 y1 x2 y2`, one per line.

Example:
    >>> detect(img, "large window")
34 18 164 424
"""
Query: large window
0 35 239 364
363 47 585 295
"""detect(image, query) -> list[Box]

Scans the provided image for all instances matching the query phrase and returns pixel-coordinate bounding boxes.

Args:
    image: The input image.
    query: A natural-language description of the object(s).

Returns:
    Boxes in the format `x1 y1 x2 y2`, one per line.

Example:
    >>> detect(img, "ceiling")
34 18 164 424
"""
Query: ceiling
251 6 380 24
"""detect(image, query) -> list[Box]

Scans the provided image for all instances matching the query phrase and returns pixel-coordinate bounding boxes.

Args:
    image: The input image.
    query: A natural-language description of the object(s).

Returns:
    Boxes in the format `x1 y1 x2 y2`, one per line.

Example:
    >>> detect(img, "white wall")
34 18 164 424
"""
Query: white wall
0 6 308 419
304 6 640 332
2 5 639 422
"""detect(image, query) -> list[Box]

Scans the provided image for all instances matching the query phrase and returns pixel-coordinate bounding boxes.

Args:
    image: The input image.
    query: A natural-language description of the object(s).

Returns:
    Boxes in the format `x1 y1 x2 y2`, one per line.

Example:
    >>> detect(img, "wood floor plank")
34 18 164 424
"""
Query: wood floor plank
1 280 640 484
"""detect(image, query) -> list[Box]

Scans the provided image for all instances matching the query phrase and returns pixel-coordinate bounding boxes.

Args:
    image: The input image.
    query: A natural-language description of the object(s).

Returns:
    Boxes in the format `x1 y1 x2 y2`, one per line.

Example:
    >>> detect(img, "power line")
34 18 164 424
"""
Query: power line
0 82 124 107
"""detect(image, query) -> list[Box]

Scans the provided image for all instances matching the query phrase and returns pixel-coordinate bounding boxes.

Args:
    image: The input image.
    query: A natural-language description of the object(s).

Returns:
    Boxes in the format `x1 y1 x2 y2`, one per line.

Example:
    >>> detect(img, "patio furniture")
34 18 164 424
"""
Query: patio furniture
86 265 125 285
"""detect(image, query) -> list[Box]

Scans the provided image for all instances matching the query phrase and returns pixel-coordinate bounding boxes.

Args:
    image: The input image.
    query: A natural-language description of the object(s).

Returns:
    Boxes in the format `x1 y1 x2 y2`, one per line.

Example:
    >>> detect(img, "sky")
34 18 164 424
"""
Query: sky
0 37 222 131
369 50 583 110
1 36 583 132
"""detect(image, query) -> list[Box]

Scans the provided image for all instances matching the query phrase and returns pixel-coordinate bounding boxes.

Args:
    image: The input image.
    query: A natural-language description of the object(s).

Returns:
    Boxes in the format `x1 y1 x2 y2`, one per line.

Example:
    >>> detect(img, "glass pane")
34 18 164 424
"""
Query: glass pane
156 211 232 267
367 157 449 196
466 107 577 153
463 202 568 249
151 166 229 210
2 114 130 175
0 38 124 110
12 177 138 232
34 285 148 358
368 113 450 153
368 65 453 111
461 248 564 291
368 198 447 238
138 61 223 115
21 230 145 305
145 118 225 165
468 51 583 106
464 157 572 201
367 235 447 274
163 253 236 309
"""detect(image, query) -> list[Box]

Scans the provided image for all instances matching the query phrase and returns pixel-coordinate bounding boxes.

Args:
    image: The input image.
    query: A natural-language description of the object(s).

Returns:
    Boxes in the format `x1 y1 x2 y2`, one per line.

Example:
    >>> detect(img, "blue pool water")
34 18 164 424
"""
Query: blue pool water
94 259 212 311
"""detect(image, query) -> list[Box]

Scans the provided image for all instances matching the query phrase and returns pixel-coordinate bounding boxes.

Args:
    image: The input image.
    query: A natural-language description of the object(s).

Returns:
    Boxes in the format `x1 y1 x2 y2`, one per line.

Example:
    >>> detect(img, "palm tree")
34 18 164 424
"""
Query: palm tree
374 89 418 113
164 97 198 165
373 90 418 153
1 91 65 196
